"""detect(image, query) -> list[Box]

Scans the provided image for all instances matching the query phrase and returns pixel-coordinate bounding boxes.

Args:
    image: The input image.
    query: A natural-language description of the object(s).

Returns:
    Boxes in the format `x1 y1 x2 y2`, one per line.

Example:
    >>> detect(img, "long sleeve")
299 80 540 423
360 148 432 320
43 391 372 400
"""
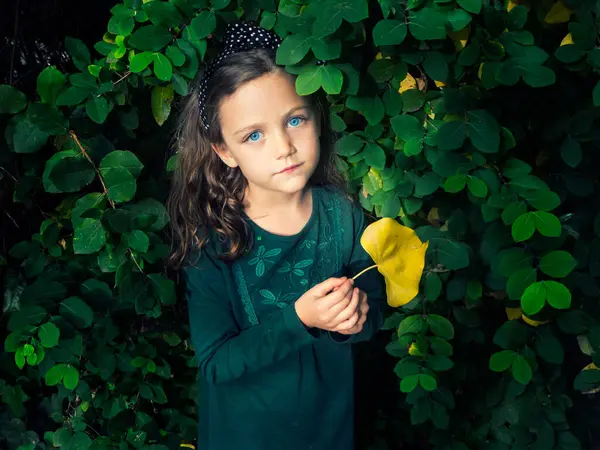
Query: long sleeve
328 203 386 344
183 247 318 386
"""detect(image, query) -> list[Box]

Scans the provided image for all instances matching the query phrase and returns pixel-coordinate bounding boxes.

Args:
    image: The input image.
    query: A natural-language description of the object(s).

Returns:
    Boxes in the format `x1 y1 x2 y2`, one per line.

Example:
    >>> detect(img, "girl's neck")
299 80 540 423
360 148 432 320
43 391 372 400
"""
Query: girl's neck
243 185 314 236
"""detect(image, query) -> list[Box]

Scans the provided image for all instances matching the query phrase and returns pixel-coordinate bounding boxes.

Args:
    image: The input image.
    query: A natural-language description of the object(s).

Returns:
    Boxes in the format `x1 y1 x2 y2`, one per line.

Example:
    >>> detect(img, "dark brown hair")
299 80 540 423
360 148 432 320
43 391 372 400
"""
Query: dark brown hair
167 48 346 269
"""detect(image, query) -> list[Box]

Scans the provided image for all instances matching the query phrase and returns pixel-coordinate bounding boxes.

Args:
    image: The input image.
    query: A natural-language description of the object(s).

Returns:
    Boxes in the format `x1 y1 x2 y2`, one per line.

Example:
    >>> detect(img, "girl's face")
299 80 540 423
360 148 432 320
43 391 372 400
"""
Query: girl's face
212 70 321 200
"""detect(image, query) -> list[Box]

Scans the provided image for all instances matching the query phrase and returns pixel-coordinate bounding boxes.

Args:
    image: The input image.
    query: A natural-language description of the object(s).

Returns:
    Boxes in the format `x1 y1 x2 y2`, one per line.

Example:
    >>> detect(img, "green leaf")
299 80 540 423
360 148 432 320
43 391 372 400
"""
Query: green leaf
437 121 468 150
73 218 107 255
100 150 144 178
276 34 313 65
427 355 454 371
511 355 532 384
39 322 60 348
373 20 407 46
391 114 423 141
125 230 149 253
409 7 447 40
166 46 186 67
45 364 65 386
363 142 386 170
419 374 438 391
457 0 481 14
49 156 95 193
427 315 454 339
335 134 364 157
467 177 488 198
400 374 419 393
447 9 472 32
521 190 560 211
153 53 173 81
490 350 516 372
521 282 546 315
27 102 68 134
507 267 537 300
151 85 174 126
129 25 174 51
103 169 137 203
311 37 342 61
502 201 527 225
60 296 94 328
56 87 91 106
494 320 528 350
540 251 576 278
512 212 535 242
37 66 66 106
468 110 500 153
560 136 582 168
65 36 91 64
398 315 425 335
423 51 449 82
545 281 571 310
148 274 176 305
86 96 111 124
535 329 564 364
130 52 155 73
0 85 27 114
319 65 344 95
533 211 561 237
443 174 467 193
415 172 441 197
142 1 183 27
9 115 49 153
62 365 80 390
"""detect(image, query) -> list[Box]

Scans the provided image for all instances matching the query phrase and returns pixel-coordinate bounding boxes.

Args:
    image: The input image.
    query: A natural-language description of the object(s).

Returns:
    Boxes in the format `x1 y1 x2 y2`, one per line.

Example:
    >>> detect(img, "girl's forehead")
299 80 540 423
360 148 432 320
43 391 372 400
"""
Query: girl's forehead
219 72 308 123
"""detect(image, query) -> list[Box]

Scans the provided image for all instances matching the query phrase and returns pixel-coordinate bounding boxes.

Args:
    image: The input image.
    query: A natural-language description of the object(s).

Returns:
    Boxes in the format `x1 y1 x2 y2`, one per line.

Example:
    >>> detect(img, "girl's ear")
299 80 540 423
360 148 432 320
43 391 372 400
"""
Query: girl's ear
211 143 239 168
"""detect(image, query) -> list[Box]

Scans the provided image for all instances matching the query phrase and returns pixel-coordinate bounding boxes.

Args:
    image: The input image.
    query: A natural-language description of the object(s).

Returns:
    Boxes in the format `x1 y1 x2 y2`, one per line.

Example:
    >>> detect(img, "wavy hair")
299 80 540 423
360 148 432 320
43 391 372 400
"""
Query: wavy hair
167 48 346 269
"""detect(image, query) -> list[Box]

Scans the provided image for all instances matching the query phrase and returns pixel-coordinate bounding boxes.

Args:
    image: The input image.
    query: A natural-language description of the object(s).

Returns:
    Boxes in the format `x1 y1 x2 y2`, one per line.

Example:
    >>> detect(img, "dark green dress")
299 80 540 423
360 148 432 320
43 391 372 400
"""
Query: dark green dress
183 185 385 450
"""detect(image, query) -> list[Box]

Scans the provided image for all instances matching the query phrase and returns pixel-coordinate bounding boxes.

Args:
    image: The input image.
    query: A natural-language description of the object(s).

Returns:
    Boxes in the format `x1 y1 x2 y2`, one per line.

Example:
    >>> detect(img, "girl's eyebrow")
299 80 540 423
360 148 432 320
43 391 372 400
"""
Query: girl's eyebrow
233 105 310 136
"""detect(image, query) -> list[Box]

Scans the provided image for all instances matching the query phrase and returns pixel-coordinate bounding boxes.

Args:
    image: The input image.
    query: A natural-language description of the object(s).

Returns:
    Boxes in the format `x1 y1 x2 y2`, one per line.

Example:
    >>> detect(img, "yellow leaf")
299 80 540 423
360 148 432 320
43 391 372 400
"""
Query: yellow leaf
507 0 518 12
506 307 523 320
478 63 484 80
399 73 417 93
522 315 548 327
408 341 426 356
434 80 446 88
369 168 383 189
544 1 572 24
448 26 470 52
560 33 574 46
427 208 441 226
358 218 429 307
582 363 600 393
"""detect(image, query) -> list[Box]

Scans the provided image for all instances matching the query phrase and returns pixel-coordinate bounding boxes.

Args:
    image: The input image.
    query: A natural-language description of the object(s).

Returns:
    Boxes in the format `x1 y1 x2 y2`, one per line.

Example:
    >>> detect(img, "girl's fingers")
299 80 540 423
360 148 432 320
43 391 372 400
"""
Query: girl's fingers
314 277 347 297
328 288 360 325
322 279 354 308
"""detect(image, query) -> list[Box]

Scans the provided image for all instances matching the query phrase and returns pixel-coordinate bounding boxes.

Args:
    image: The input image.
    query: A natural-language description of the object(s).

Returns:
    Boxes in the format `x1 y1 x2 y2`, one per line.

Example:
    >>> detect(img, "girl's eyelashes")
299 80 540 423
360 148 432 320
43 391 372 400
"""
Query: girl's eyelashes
242 115 309 143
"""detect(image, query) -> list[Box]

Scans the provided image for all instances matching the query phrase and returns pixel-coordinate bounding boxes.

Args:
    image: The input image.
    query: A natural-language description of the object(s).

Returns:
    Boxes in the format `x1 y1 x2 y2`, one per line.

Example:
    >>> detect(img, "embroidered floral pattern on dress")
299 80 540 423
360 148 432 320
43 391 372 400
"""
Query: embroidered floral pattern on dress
248 245 282 277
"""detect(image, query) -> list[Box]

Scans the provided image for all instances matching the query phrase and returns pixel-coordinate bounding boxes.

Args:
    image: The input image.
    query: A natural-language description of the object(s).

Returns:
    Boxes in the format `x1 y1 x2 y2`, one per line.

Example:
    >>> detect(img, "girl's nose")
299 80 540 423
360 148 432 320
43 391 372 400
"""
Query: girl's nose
273 129 295 159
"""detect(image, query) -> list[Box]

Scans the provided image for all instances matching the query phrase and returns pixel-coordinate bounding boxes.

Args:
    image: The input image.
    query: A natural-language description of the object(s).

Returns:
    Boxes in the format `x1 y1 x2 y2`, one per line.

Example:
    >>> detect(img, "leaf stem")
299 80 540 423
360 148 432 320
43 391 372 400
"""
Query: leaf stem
352 264 378 280
70 131 115 209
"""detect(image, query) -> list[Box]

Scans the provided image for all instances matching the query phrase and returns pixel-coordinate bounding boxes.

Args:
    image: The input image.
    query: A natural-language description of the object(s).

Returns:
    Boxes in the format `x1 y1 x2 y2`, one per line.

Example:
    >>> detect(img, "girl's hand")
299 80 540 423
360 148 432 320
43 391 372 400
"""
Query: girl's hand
332 288 369 335
294 277 359 331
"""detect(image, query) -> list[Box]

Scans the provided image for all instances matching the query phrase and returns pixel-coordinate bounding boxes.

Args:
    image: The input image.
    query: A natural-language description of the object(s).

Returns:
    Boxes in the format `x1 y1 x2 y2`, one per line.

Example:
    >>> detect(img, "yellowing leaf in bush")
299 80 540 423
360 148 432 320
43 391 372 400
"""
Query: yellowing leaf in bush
434 80 446 88
448 26 470 52
560 33 574 46
399 73 417 93
505 307 548 326
544 1 572 24
506 307 522 320
582 363 600 394
356 218 428 307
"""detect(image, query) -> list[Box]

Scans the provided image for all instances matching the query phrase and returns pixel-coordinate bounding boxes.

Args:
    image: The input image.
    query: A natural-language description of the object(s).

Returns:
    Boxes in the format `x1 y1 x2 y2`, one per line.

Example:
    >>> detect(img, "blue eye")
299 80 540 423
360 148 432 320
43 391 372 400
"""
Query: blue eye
247 131 262 142
288 116 304 127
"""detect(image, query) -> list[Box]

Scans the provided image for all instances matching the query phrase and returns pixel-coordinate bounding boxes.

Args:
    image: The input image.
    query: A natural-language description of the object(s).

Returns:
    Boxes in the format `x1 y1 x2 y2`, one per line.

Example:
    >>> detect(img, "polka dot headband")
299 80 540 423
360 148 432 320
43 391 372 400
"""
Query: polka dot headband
198 22 282 130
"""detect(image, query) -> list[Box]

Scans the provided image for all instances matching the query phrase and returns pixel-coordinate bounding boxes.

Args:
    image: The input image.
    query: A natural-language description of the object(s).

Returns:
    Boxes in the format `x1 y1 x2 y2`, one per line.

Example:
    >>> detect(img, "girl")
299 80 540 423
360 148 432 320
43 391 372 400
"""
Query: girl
167 22 385 450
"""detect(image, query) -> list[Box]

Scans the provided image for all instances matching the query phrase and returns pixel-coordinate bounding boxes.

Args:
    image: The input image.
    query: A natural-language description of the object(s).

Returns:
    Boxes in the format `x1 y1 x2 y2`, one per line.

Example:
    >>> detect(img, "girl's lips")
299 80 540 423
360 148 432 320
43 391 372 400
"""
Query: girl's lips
277 163 302 174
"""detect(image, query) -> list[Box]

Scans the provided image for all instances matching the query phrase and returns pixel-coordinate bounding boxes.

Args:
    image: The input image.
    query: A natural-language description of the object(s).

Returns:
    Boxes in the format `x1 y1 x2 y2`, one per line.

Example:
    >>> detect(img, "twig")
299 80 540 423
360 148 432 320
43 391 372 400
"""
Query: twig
130 251 145 275
1 207 19 229
69 131 116 209
352 264 378 280
113 71 131 85
9 0 20 85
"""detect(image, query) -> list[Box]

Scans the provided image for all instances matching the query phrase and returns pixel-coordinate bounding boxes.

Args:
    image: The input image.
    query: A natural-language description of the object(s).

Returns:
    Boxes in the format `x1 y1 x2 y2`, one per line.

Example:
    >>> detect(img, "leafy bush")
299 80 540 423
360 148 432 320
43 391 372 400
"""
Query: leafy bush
2 0 600 449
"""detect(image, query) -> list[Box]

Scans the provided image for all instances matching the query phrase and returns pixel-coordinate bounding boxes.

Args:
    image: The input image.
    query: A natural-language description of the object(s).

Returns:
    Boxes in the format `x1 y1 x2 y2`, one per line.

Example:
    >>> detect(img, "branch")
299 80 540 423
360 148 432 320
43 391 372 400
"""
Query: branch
69 131 115 209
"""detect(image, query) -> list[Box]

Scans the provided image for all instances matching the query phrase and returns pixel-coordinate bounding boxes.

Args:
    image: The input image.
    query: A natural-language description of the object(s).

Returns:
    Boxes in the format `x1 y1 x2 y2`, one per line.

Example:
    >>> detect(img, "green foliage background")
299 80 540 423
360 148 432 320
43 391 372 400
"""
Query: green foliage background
2 0 600 449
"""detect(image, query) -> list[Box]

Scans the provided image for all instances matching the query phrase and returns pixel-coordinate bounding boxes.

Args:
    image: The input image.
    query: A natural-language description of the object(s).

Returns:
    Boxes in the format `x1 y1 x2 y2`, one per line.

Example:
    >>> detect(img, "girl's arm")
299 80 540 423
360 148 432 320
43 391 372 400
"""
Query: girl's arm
183 250 318 386
329 204 386 344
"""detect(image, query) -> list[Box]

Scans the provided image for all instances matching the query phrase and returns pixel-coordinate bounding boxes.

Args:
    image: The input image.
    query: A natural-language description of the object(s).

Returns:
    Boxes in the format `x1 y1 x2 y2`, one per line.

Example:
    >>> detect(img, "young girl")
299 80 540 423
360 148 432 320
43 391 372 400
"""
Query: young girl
167 22 385 450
